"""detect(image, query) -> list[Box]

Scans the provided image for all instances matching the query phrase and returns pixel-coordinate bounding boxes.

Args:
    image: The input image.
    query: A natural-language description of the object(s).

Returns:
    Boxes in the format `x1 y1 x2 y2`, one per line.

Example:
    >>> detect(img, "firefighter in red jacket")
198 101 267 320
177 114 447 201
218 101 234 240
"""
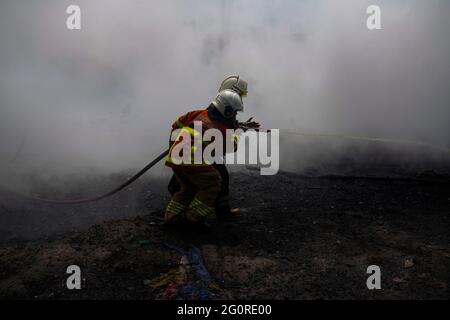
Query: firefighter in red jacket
164 89 243 226
167 75 248 218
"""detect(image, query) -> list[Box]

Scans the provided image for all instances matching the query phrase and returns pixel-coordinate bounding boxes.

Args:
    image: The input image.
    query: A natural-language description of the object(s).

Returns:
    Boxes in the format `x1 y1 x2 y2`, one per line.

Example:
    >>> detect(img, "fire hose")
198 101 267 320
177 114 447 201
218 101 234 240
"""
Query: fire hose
12 119 261 204
8 124 450 204
16 149 169 204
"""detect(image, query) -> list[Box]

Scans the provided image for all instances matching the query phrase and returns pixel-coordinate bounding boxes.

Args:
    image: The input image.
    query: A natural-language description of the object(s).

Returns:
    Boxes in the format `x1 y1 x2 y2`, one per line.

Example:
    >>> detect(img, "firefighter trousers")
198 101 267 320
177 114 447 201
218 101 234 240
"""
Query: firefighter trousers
165 168 222 223
167 163 230 216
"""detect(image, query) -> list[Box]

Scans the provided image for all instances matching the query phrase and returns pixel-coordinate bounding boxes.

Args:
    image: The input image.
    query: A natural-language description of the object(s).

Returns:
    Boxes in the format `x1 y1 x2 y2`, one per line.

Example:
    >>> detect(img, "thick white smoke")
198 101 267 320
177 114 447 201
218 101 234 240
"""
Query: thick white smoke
1 0 449 184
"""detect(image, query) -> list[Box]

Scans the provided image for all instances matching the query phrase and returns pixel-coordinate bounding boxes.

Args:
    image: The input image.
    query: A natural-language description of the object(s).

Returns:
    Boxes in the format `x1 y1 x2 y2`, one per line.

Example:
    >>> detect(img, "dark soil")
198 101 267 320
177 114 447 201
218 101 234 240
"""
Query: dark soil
0 170 449 299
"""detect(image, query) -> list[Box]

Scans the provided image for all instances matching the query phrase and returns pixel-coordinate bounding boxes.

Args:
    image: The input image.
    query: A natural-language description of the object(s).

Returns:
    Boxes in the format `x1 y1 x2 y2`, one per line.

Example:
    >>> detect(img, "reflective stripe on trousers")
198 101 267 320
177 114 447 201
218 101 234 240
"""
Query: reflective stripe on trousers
189 197 215 217
166 199 187 215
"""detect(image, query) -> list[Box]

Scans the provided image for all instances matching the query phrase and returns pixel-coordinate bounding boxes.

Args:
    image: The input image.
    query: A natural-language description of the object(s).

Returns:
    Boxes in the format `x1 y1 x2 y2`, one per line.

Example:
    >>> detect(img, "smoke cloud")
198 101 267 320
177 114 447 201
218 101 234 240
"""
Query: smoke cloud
1 0 450 185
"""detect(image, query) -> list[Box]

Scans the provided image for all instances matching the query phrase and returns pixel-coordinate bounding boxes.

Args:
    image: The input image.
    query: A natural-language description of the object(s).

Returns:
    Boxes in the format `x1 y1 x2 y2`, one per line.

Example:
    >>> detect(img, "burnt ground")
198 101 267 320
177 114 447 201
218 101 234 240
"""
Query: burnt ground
0 169 449 300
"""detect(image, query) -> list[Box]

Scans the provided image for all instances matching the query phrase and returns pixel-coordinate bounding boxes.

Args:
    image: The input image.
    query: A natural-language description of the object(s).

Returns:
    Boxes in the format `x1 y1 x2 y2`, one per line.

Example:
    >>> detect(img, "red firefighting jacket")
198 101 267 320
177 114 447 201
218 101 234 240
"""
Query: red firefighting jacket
165 109 238 171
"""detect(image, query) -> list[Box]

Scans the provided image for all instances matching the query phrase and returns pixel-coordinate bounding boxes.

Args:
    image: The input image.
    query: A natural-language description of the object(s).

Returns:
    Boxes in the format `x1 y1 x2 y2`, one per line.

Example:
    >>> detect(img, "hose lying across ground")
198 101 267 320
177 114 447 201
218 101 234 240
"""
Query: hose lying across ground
6 130 450 204
15 149 169 204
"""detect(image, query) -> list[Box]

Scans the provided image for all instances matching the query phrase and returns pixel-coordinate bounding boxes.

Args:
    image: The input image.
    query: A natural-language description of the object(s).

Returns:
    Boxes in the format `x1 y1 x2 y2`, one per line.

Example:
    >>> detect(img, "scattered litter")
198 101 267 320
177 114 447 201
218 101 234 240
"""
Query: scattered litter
147 269 185 289
189 246 212 300
145 245 217 300
392 277 404 283
178 255 191 279
143 279 151 286
404 257 415 269
138 240 155 246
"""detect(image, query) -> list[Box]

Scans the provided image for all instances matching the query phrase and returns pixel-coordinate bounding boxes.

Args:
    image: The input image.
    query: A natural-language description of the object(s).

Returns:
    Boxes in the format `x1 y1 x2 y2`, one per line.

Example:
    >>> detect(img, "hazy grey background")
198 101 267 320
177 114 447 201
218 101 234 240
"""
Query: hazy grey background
1 0 450 188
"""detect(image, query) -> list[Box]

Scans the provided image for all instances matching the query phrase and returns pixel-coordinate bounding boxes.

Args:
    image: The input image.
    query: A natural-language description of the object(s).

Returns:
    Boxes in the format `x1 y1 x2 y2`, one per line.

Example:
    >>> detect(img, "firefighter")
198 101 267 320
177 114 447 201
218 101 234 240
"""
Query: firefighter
167 75 248 219
164 89 244 227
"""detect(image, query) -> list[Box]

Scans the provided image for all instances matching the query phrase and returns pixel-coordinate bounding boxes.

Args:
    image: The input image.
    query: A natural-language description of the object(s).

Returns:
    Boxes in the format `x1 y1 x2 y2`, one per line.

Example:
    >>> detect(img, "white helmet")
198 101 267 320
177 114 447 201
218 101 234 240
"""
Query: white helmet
212 89 244 118
219 75 248 96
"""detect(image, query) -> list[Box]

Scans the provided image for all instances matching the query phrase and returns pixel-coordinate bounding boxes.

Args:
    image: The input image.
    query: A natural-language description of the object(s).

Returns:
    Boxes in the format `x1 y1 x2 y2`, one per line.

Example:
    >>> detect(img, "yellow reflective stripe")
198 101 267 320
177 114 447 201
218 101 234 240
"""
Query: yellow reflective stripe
167 200 187 214
178 126 199 137
193 206 210 217
166 127 193 164
190 198 214 217
191 198 204 206
175 119 184 128
168 201 186 210
167 200 186 211
166 119 211 166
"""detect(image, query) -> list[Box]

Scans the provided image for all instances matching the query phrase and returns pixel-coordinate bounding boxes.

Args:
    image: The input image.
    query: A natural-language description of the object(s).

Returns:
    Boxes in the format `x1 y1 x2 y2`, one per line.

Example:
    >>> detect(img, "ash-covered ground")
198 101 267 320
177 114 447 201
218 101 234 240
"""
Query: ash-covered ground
0 160 449 300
